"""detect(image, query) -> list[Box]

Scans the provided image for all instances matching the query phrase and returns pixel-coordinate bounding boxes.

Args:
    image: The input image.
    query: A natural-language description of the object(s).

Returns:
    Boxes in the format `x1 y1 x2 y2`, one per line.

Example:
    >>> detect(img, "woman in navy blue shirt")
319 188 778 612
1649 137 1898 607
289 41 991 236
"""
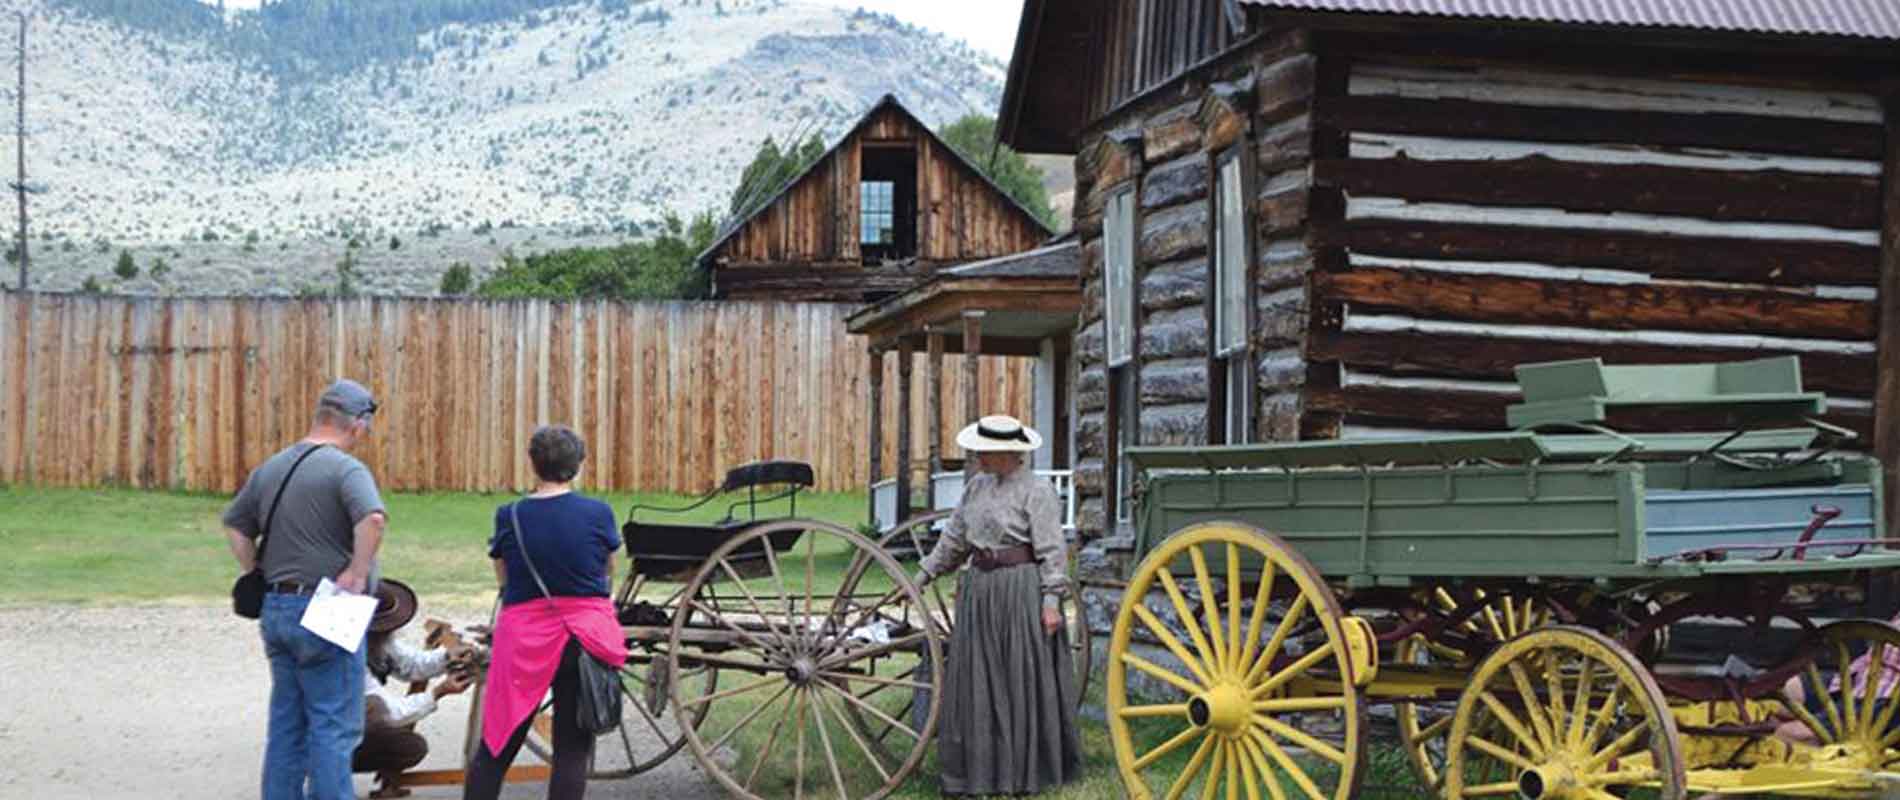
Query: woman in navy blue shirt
466 425 624 800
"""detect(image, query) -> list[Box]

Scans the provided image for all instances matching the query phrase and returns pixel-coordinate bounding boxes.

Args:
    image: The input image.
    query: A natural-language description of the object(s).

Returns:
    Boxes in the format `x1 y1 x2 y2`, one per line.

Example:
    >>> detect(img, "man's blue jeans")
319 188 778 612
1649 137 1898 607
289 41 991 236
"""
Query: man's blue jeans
259 592 365 800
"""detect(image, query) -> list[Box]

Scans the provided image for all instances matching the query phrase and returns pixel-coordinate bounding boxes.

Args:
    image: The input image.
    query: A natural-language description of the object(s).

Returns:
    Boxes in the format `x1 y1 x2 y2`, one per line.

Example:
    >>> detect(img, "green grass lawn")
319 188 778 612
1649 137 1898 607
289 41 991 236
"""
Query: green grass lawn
0 484 868 605
0 484 1434 797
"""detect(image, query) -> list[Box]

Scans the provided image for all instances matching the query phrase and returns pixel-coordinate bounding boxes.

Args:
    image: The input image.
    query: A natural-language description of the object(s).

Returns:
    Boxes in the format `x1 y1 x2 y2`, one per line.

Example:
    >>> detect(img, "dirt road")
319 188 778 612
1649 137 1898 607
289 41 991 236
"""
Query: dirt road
0 605 724 800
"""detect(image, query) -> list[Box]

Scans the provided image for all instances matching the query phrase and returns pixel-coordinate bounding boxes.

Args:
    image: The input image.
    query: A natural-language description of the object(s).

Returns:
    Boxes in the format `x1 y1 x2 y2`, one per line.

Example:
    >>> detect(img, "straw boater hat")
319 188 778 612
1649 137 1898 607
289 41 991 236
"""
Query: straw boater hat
369 578 418 635
956 415 1043 453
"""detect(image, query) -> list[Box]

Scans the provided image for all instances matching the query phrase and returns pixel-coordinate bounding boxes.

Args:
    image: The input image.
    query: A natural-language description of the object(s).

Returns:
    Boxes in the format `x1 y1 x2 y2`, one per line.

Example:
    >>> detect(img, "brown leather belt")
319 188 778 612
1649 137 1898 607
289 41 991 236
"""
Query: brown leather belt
268 580 316 596
970 545 1037 572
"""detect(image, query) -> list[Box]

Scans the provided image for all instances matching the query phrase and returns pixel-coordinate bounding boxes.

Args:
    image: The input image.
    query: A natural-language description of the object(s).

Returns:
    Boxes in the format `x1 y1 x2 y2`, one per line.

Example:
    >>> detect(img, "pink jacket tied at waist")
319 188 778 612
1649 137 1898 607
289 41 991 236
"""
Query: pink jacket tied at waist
481 596 628 755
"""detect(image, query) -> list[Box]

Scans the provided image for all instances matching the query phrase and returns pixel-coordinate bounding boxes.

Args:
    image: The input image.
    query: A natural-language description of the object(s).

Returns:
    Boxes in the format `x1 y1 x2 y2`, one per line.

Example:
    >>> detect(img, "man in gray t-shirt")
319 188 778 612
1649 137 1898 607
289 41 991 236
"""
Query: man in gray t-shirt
223 378 389 800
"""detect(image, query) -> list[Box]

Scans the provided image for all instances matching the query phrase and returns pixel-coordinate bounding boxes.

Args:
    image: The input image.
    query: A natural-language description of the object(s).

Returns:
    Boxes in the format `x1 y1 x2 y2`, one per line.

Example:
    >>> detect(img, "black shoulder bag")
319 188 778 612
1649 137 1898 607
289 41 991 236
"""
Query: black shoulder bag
232 444 329 619
509 501 623 735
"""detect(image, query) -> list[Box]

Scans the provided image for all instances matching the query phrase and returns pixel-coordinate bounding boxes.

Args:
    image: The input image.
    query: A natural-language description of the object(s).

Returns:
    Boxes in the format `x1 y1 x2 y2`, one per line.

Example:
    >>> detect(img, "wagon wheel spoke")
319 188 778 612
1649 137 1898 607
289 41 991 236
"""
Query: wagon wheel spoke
704 682 794 755
811 683 892 782
743 687 800 793
1188 545 1230 673
1158 567 1224 683
759 539 805 656
716 556 798 663
1163 734 1219 800
1238 735 1286 800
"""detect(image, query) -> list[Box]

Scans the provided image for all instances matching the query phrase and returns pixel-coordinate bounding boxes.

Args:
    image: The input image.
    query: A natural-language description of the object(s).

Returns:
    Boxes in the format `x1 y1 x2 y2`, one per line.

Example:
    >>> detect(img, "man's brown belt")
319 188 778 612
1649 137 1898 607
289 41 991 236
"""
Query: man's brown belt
971 544 1037 572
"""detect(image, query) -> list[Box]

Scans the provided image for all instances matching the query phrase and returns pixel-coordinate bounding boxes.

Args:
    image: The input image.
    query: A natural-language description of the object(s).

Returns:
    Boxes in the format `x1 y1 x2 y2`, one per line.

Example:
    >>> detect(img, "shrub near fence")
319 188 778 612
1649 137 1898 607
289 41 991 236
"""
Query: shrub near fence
0 293 1032 494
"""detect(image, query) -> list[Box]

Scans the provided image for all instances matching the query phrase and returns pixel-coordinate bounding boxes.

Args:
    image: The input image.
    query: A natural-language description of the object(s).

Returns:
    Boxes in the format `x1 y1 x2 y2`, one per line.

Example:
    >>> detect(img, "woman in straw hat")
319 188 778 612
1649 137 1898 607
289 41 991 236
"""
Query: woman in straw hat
916 415 1082 795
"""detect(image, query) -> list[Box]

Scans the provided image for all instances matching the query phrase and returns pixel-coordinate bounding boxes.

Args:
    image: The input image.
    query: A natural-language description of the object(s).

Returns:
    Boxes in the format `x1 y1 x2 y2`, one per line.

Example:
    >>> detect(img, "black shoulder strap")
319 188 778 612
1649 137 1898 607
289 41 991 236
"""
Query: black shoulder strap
509 501 557 601
256 443 330 567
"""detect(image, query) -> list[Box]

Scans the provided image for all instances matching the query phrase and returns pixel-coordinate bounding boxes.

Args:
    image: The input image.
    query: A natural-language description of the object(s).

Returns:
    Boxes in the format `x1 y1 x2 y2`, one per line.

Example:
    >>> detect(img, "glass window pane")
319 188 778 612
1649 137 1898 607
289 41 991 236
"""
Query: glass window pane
1106 190 1134 367
860 181 894 245
1215 158 1247 355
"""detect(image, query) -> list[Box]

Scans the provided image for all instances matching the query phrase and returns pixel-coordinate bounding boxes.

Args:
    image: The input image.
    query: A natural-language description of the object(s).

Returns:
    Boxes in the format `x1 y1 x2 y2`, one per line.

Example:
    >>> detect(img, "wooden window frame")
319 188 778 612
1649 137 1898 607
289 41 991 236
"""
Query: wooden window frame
1207 144 1255 445
1103 182 1141 527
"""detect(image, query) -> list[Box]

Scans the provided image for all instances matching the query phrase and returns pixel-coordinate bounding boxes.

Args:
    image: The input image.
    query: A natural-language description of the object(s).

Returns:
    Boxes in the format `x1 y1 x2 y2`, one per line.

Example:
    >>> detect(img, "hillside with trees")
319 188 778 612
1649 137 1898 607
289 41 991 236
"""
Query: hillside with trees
20 0 1011 296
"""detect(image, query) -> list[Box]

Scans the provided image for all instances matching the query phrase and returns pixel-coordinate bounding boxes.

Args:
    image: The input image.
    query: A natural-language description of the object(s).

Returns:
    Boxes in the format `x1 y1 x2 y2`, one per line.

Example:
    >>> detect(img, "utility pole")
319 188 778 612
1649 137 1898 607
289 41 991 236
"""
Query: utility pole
12 12 24 292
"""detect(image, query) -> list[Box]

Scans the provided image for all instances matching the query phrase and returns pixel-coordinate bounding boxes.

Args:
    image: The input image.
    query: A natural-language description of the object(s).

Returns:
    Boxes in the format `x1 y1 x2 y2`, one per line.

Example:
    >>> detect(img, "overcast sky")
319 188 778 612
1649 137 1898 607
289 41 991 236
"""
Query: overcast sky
201 1 1026 61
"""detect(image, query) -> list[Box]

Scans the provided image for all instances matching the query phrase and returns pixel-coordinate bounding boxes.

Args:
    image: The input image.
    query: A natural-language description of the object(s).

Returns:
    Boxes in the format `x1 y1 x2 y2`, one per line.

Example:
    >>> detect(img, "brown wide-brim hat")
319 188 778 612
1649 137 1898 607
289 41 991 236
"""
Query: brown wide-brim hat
370 578 418 634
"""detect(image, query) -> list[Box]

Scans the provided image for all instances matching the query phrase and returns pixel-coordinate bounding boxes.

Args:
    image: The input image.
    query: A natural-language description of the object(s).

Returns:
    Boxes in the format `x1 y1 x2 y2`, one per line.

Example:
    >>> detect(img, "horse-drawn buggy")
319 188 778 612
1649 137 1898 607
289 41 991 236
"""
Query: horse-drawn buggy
1104 356 1895 799
453 458 1087 799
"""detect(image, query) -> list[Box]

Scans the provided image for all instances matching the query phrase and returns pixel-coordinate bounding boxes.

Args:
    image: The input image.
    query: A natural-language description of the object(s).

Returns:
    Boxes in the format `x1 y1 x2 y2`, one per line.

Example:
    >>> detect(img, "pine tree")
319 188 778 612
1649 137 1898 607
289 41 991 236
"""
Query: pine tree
113 250 138 280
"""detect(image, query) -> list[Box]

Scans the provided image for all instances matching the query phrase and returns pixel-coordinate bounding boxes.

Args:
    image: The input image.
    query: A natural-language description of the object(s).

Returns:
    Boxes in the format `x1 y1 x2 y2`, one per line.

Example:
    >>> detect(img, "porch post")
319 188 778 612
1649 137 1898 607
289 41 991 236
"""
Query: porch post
962 310 984 476
896 338 916 523
927 333 944 478
866 347 884 528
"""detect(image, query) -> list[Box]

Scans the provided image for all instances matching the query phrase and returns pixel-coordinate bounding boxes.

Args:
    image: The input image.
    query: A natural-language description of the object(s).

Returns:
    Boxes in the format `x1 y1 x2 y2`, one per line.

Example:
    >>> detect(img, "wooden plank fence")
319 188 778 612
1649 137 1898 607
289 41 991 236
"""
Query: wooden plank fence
0 294 1032 495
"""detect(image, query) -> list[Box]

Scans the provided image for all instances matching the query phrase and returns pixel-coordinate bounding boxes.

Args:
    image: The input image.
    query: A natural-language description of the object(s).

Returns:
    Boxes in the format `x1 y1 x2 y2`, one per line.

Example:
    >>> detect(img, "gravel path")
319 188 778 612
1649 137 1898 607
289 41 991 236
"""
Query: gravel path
0 604 726 800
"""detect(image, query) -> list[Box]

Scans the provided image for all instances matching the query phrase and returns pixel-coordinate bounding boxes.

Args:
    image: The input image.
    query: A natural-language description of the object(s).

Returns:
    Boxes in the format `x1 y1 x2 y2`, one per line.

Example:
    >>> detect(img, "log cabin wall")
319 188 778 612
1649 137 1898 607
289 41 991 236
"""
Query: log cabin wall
707 101 1051 302
1304 47 1886 443
1071 30 1321 540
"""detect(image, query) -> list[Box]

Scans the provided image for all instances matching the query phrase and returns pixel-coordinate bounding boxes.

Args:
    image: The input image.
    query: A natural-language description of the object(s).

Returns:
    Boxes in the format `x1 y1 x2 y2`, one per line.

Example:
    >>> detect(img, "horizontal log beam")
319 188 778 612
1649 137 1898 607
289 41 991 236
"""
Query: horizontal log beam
1317 95 1886 161
1313 266 1876 340
1308 384 1875 440
1308 330 1876 397
1320 219 1879 287
1314 156 1882 230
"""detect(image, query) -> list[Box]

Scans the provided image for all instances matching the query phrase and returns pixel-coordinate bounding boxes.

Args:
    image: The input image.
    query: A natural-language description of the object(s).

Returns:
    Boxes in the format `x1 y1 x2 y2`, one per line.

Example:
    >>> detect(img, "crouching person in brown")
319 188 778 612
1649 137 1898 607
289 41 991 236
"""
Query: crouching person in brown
356 579 474 798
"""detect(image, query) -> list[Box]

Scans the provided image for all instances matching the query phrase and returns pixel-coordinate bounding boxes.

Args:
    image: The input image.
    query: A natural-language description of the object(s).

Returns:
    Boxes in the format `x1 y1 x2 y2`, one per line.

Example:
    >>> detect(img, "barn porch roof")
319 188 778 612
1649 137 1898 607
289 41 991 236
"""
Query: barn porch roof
845 238 1080 354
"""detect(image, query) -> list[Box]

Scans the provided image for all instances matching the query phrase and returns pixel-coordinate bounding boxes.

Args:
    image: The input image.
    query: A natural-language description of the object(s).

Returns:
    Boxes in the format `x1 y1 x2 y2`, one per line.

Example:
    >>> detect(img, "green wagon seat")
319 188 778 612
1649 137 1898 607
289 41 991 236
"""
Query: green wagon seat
1506 355 1827 430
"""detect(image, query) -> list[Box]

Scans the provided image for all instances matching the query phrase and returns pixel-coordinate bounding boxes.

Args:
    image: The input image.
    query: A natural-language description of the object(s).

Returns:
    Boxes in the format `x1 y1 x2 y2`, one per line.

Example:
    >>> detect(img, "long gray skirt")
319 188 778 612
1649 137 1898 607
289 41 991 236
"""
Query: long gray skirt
937 562 1082 796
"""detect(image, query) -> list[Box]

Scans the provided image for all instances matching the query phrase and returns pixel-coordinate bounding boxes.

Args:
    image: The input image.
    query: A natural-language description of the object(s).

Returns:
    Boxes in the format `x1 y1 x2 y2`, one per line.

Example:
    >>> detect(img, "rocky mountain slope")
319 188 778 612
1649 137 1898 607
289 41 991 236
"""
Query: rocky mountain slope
17 0 1008 295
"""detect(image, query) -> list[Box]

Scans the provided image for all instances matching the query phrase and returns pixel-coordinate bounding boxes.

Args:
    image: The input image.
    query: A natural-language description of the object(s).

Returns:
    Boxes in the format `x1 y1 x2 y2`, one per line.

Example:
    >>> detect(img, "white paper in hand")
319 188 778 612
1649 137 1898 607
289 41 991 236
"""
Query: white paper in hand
299 577 378 653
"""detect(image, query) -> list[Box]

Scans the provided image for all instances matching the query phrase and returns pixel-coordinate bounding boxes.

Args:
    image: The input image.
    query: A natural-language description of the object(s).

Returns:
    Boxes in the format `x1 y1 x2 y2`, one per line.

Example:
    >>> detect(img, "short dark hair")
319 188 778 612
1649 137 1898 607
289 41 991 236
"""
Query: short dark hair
529 425 586 483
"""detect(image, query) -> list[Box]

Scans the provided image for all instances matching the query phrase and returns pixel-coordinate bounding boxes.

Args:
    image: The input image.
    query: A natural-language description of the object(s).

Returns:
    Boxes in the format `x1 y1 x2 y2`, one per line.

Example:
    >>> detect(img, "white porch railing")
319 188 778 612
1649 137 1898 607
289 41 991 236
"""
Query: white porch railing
872 469 1075 533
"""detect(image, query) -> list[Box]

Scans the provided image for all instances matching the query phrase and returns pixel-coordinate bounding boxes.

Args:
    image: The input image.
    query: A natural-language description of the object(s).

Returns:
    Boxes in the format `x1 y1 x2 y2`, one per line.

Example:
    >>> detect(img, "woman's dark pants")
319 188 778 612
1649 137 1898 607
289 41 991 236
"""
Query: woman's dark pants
463 638 593 800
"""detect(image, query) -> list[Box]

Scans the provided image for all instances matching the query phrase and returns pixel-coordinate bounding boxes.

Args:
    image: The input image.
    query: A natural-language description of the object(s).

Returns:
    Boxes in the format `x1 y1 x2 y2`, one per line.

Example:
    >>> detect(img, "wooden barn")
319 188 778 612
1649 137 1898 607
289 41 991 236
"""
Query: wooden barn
697 95 1054 302
996 0 1900 549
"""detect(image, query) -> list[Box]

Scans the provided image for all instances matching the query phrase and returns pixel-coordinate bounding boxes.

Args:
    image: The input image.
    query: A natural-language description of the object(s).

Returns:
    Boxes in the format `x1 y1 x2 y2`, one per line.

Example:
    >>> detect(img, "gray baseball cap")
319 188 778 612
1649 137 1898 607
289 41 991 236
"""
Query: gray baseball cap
318 379 378 417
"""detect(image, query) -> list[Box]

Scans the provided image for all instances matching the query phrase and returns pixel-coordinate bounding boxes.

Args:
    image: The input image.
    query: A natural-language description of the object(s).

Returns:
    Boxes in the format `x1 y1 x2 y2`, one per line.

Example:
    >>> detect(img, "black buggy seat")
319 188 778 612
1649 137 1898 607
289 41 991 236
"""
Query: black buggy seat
719 460 815 493
619 459 816 580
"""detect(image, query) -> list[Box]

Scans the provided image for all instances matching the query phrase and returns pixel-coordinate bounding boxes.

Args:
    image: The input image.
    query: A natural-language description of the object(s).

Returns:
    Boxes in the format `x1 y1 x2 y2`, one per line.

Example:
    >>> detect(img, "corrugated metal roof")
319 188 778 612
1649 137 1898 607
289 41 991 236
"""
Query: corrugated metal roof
1238 0 1900 40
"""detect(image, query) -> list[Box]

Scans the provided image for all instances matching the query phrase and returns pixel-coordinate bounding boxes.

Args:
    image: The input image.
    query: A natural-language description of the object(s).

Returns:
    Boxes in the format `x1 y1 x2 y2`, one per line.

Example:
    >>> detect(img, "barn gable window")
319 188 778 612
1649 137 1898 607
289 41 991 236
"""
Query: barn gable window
860 181 894 245
1209 148 1252 444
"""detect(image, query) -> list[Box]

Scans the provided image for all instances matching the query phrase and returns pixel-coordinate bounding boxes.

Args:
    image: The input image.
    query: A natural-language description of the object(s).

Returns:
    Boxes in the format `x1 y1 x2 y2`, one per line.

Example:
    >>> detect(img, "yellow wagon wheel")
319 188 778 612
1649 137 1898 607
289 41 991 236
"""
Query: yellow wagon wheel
1779 619 1900 773
1395 588 1548 792
1444 625 1684 800
1107 522 1366 800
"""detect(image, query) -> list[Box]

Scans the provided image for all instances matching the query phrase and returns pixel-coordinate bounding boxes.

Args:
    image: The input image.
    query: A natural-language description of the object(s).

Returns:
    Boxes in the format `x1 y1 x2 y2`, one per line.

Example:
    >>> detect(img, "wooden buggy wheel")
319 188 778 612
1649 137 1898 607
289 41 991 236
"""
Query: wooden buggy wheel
667 519 944 800
1107 522 1367 800
1778 620 1900 773
461 589 722 779
1395 588 1548 792
1444 626 1684 800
